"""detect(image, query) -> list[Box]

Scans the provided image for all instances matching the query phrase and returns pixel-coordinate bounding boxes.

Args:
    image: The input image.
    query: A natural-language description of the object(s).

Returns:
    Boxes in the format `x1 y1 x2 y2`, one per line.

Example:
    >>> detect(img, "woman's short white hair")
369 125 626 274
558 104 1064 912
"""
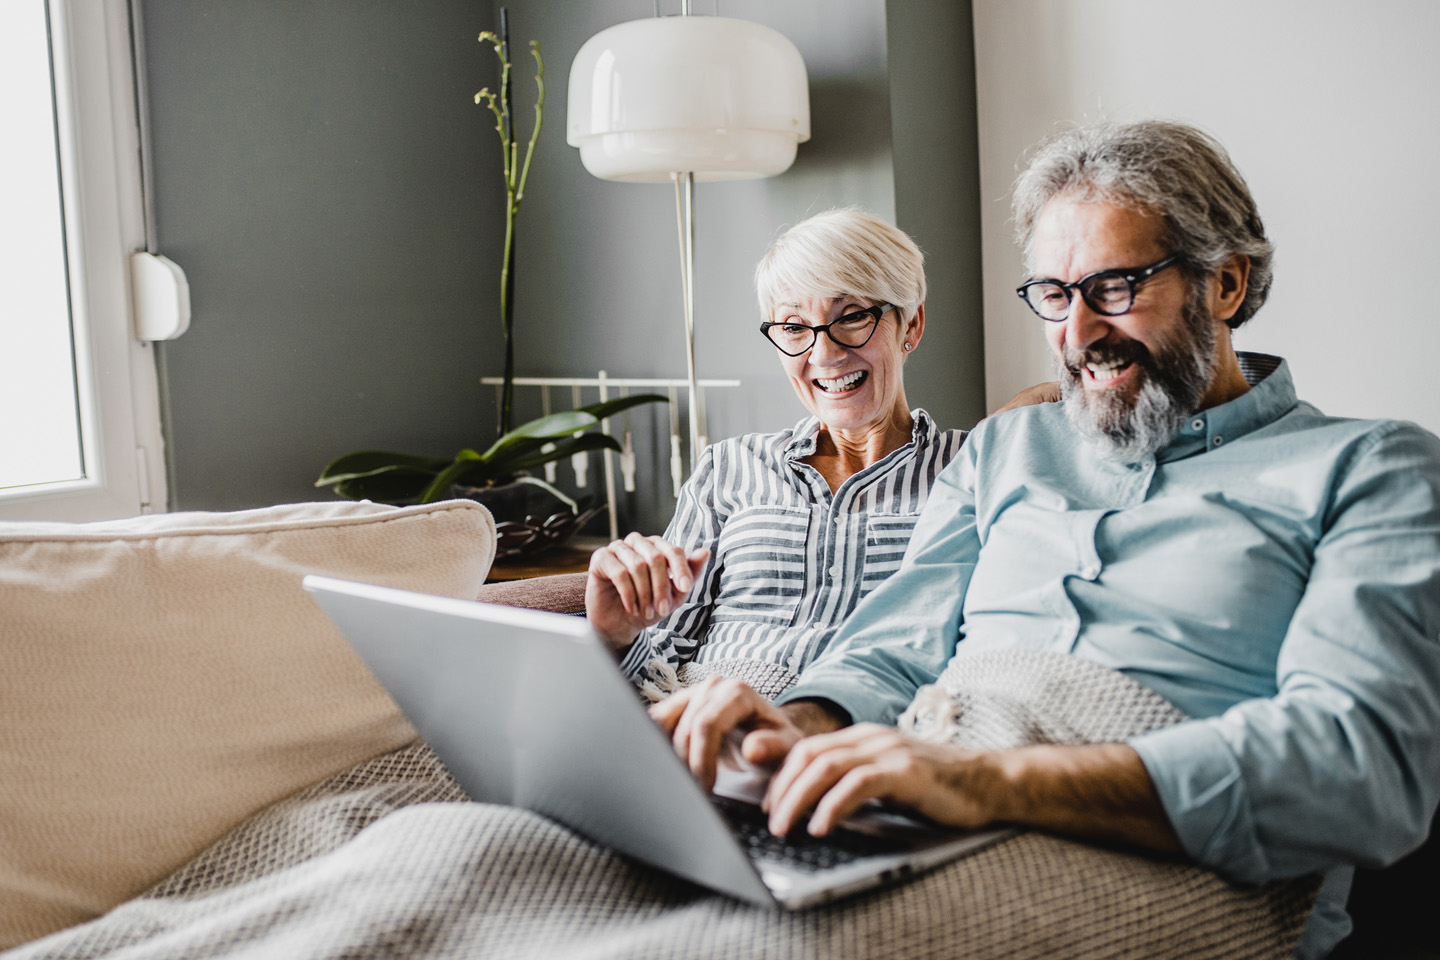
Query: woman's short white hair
754 207 926 323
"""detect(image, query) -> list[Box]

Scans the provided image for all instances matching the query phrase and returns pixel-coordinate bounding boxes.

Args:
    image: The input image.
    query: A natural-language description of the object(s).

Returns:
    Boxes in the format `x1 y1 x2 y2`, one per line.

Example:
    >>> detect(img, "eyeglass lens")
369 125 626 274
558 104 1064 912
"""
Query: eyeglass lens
767 311 880 354
1023 273 1136 321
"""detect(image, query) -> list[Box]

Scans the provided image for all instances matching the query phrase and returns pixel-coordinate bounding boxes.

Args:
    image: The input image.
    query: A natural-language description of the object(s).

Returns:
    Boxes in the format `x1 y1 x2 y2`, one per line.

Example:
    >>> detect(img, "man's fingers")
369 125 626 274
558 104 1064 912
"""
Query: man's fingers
682 680 759 792
663 677 777 793
764 725 898 834
648 687 693 737
741 727 794 769
766 740 865 835
806 764 916 835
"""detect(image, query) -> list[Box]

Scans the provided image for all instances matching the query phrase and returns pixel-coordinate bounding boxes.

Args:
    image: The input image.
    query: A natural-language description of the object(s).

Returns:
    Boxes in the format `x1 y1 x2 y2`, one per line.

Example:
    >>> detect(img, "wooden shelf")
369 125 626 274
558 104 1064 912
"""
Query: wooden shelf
485 536 608 582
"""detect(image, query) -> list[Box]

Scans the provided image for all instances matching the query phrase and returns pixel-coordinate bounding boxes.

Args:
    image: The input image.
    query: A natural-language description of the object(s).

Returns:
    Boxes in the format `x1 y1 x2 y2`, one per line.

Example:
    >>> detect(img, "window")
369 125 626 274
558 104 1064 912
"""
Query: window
0 0 167 521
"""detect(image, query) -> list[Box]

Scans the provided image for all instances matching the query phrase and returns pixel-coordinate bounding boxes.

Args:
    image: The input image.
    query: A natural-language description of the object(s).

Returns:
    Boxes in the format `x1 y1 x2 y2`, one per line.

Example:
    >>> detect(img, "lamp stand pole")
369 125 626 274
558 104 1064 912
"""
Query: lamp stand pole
673 170 705 470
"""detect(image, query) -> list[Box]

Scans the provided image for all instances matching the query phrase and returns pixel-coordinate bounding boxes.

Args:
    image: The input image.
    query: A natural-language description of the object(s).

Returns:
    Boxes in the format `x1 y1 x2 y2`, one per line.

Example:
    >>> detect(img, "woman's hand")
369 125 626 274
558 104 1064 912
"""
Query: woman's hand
649 677 839 794
763 724 1000 837
585 533 708 654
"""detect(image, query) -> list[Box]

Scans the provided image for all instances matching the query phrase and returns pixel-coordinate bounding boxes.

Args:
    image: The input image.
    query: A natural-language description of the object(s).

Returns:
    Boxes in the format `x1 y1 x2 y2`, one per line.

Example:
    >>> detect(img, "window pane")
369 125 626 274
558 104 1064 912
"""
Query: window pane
0 2 84 490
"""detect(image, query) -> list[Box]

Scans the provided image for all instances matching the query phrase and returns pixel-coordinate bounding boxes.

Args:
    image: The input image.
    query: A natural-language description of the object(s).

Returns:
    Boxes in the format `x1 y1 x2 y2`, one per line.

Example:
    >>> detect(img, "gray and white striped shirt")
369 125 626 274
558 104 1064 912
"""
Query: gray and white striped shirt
617 409 966 685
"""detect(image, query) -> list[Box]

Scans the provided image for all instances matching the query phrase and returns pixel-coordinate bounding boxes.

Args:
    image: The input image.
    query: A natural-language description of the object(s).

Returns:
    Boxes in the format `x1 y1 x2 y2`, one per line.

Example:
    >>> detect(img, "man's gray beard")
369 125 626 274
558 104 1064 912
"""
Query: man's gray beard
1060 291 1219 463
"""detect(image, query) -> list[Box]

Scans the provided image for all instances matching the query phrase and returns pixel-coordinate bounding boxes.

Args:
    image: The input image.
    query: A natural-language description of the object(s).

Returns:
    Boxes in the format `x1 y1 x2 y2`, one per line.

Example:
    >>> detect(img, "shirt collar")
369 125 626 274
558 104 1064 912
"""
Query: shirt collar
1157 352 1297 462
784 408 935 461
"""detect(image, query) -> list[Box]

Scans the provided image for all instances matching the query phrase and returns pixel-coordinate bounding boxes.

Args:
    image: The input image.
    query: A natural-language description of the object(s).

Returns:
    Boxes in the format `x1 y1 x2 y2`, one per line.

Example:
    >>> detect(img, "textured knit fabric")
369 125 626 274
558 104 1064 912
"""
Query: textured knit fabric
779 354 1440 958
7 652 1318 960
617 409 965 688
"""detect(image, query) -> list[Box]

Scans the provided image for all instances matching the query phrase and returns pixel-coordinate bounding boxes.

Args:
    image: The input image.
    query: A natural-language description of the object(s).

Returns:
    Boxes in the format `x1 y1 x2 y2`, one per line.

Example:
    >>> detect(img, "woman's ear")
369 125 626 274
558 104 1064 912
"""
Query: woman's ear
904 303 926 352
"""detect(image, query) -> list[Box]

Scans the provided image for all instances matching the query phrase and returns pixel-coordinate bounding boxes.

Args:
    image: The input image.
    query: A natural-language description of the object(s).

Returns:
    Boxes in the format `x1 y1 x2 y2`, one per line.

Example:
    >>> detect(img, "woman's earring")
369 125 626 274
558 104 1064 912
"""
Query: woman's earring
903 341 912 352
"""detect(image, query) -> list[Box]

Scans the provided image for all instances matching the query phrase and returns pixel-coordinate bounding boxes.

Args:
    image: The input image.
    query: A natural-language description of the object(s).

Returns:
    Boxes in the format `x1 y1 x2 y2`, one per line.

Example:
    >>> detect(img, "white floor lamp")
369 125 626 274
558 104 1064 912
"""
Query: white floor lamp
566 6 810 472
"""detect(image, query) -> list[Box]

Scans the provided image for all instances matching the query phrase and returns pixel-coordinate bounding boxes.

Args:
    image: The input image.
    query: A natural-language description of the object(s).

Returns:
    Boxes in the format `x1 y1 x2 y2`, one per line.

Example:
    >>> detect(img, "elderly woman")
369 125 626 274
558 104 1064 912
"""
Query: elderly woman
586 208 987 699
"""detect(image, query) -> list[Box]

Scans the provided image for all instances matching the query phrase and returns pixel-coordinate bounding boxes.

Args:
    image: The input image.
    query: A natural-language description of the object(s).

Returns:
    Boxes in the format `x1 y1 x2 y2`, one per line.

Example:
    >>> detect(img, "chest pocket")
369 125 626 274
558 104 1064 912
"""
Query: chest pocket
710 506 813 627
860 515 919 598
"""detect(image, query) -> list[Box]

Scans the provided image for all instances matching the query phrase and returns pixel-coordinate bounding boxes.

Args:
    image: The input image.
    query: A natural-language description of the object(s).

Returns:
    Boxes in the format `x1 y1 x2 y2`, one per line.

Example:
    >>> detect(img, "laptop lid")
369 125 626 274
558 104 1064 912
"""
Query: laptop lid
303 574 775 906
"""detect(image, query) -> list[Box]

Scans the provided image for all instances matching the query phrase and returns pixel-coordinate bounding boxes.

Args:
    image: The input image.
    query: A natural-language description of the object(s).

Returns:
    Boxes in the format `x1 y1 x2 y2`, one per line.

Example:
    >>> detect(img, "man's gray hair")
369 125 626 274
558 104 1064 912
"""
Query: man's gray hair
1012 120 1274 328
755 207 926 323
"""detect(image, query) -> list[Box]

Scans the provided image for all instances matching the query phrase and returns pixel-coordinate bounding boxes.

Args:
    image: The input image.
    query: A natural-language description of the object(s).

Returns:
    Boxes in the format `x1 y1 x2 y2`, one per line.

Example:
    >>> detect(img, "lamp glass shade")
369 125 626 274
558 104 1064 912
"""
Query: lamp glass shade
566 17 810 183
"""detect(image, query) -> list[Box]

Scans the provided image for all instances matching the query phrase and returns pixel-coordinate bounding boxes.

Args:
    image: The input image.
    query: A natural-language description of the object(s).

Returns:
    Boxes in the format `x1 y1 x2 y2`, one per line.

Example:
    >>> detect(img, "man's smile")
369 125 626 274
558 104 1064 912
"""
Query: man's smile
1083 357 1136 386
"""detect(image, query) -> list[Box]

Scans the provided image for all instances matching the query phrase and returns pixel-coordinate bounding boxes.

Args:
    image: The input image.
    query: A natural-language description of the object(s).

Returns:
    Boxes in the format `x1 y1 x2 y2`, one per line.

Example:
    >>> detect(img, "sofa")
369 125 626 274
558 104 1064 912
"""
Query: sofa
0 500 1384 959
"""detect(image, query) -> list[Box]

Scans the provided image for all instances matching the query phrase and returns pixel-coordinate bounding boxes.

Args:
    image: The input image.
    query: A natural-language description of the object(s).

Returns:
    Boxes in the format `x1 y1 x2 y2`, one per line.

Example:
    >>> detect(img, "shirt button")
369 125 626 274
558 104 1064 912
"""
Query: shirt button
788 654 802 669
829 564 841 577
834 517 844 525
1190 418 1204 431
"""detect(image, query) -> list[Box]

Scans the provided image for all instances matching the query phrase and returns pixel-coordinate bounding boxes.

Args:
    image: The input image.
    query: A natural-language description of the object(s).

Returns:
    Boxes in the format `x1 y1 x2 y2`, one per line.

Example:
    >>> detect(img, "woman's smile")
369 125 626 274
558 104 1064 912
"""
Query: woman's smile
814 370 869 393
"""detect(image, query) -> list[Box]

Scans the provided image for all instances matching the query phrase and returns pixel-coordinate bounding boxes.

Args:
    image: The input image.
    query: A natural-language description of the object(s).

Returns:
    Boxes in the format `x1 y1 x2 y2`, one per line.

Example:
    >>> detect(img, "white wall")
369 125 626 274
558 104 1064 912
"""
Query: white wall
973 0 1440 435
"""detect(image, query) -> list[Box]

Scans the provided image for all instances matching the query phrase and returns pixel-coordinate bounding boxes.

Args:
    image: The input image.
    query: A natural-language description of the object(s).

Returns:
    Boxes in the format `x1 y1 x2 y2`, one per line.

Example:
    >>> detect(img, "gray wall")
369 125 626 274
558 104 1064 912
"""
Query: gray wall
886 0 986 430
143 0 983 534
143 0 507 510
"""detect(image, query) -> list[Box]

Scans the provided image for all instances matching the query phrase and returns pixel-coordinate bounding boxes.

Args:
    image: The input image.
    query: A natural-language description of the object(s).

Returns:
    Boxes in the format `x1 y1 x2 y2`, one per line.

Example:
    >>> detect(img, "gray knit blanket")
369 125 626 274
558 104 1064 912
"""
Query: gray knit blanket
8 651 1318 960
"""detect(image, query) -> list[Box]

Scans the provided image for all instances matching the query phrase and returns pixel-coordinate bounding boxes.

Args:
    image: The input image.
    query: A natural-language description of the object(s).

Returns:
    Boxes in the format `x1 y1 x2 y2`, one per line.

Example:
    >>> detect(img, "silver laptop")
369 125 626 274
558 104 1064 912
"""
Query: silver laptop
304 574 1011 909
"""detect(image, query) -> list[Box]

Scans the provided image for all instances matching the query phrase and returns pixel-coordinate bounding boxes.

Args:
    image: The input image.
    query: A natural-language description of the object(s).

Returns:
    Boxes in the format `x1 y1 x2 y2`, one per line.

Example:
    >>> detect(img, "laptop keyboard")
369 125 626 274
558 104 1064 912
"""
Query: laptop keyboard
710 795 908 872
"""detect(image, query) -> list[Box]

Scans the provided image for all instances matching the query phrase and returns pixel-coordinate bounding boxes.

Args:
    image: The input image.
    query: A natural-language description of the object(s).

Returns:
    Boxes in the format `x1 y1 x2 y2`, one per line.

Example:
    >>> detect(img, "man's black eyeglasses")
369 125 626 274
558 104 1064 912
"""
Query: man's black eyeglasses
760 303 895 356
1015 255 1182 322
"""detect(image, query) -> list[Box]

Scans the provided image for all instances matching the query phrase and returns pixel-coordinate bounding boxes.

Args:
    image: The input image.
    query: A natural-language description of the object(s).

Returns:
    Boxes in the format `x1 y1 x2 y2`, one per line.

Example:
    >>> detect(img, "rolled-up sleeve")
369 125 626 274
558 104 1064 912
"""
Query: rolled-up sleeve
1131 422 1440 883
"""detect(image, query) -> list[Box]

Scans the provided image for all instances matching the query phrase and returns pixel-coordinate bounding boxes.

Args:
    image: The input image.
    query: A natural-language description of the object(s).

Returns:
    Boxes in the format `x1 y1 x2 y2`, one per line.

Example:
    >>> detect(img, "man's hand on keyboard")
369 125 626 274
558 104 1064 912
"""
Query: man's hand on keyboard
650 678 846 794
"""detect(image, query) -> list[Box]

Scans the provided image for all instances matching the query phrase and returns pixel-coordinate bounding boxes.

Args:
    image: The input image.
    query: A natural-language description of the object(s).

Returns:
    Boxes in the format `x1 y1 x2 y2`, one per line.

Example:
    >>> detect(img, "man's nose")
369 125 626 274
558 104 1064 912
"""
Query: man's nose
1065 296 1112 354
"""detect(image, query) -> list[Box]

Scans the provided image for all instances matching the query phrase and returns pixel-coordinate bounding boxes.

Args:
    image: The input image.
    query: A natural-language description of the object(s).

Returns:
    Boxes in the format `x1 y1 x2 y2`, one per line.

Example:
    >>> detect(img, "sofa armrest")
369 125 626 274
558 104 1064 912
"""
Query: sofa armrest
475 572 588 615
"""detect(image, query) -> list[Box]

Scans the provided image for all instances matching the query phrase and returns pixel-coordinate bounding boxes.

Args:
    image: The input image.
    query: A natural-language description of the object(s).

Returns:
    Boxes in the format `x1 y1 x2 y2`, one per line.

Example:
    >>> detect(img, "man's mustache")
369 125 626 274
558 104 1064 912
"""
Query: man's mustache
1062 338 1154 379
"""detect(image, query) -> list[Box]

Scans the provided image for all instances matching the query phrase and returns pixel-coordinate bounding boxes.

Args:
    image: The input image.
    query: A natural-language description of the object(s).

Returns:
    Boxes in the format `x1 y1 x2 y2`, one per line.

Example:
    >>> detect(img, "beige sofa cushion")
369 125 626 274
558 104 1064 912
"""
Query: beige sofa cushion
0 499 496 949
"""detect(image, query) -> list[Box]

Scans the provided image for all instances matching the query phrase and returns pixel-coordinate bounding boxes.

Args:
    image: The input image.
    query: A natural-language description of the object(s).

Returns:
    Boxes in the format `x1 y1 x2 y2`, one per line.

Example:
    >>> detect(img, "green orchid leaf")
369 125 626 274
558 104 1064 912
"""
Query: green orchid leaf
478 395 668 466
477 410 600 462
330 469 436 504
318 396 665 505
502 432 621 472
316 450 448 486
577 393 668 421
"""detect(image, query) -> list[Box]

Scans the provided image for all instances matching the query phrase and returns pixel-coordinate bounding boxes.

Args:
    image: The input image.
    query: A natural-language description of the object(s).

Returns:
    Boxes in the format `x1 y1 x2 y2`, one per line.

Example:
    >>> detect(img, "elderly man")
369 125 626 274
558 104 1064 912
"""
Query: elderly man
652 121 1440 957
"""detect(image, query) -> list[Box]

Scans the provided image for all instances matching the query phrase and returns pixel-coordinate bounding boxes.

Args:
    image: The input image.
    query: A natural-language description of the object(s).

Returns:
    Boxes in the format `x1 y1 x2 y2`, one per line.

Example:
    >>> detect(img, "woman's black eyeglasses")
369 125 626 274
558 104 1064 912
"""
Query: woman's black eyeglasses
760 303 895 356
1015 255 1181 321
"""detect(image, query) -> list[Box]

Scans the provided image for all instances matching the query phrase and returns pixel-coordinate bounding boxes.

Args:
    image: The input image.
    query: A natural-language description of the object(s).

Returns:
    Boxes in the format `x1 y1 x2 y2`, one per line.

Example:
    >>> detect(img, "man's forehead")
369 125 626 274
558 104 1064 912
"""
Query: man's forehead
1030 198 1168 278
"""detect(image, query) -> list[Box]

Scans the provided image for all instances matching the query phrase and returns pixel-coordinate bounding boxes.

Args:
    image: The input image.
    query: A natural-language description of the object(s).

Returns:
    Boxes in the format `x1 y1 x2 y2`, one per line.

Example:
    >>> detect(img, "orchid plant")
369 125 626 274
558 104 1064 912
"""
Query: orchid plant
475 18 542 435
317 18 665 509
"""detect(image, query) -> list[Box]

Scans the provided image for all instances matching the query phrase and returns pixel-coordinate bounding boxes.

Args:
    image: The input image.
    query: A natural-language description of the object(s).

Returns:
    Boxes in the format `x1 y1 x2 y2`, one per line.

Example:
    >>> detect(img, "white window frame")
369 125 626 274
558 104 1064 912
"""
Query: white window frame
0 0 168 521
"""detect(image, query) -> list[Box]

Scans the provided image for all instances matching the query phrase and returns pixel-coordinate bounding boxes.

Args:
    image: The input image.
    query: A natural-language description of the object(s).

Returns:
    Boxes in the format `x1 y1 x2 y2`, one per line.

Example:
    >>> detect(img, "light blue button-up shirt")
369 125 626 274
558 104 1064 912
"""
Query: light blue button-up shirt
778 355 1440 956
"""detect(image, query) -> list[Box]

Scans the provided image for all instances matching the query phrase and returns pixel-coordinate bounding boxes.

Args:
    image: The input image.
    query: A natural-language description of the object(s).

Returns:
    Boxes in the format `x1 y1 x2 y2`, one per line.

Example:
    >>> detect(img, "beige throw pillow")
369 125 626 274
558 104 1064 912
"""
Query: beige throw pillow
0 499 496 949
